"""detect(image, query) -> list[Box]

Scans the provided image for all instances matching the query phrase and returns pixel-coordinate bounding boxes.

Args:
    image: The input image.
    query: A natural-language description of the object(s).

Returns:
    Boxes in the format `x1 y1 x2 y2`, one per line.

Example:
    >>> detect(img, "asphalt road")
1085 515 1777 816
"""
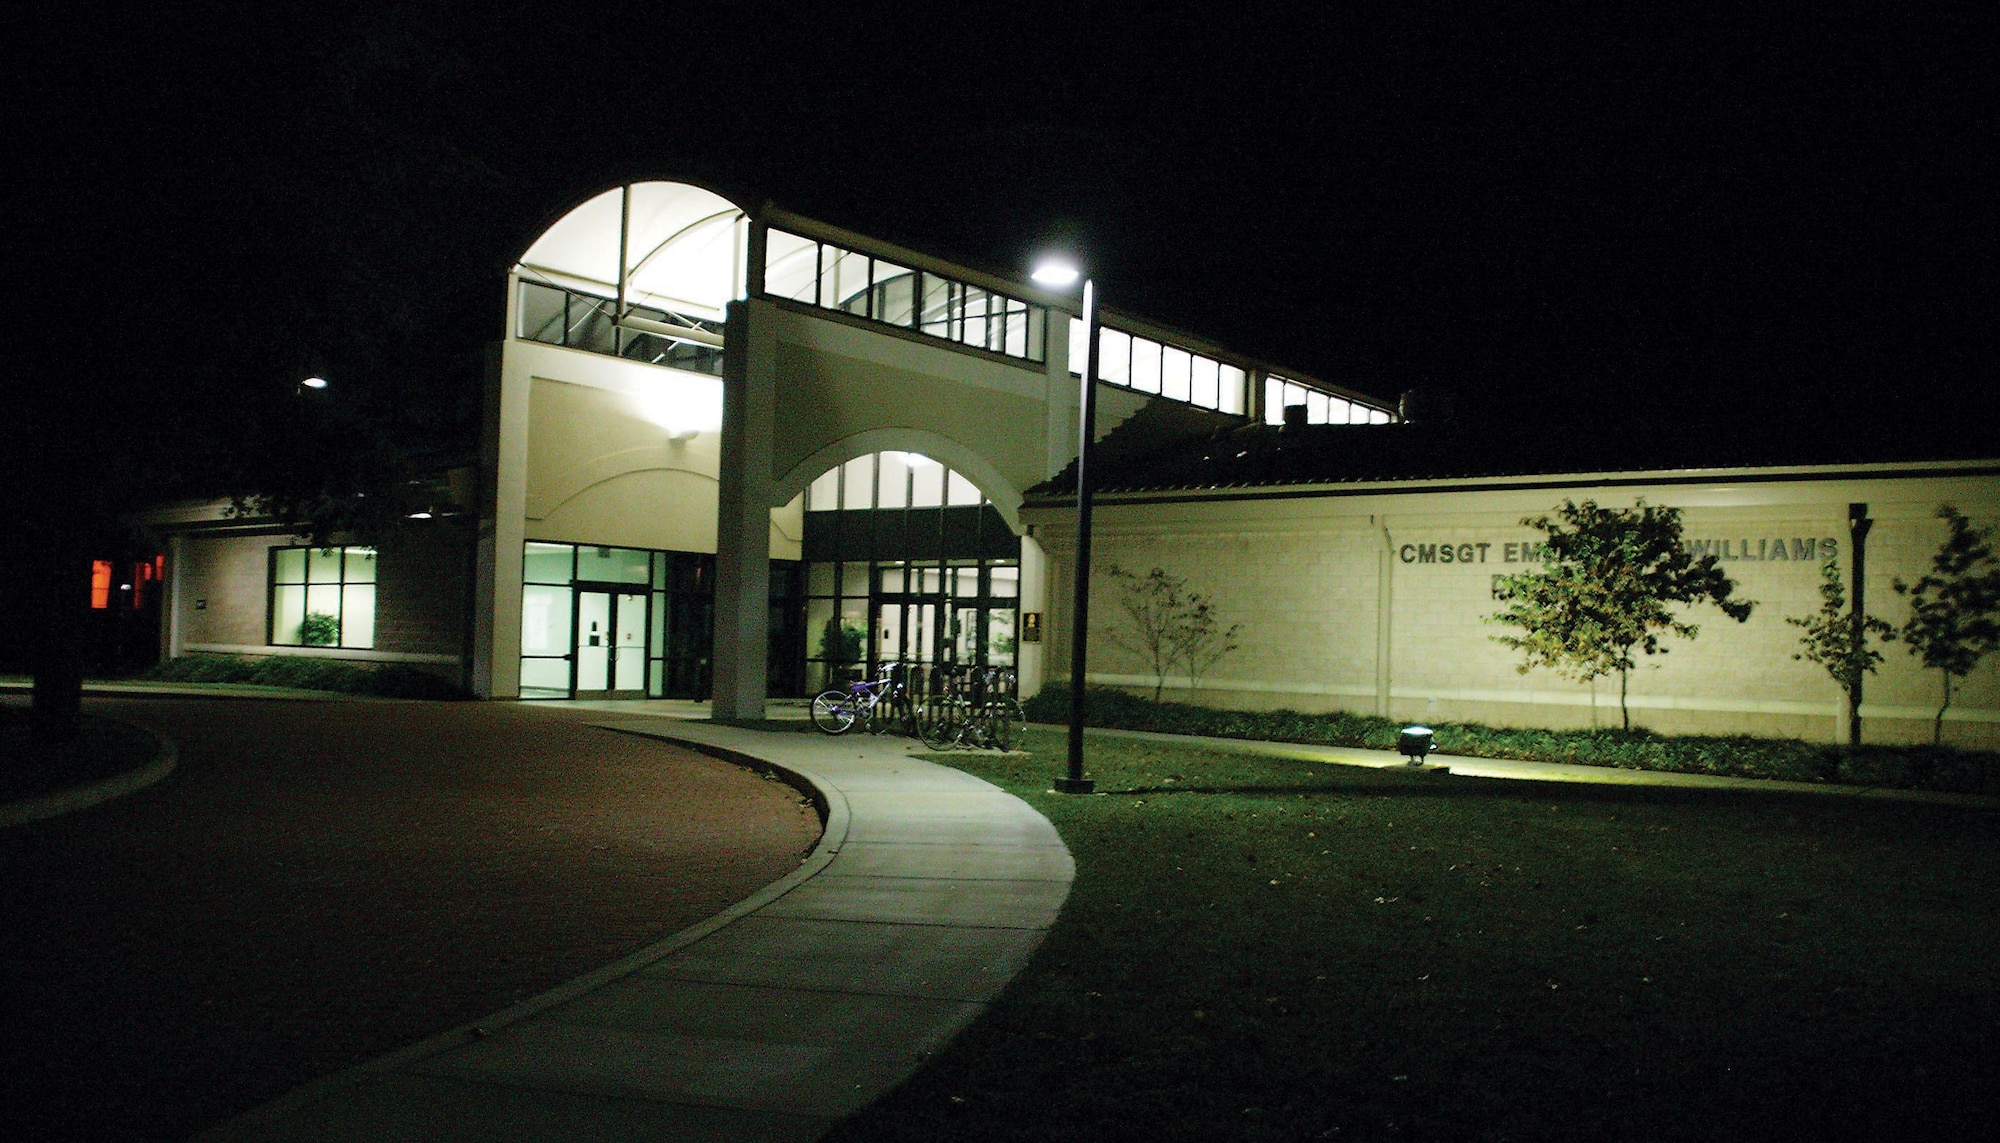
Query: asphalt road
0 697 821 1142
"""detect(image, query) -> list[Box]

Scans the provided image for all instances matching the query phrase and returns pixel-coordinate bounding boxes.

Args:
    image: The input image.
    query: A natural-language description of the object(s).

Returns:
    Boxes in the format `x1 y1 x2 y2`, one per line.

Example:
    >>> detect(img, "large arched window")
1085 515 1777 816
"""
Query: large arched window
800 451 1020 690
512 181 748 375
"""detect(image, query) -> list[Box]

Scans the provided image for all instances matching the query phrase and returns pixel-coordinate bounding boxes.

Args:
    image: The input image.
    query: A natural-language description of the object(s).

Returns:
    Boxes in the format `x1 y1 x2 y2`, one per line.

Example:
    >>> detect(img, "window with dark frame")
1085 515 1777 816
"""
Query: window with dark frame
763 229 1049 365
268 545 377 649
516 279 727 376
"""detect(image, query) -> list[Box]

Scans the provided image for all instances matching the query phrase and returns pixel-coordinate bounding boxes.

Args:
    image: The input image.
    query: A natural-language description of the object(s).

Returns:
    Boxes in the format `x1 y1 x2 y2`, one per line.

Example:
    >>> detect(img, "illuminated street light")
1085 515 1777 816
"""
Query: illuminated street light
1033 257 1099 795
1031 261 1081 288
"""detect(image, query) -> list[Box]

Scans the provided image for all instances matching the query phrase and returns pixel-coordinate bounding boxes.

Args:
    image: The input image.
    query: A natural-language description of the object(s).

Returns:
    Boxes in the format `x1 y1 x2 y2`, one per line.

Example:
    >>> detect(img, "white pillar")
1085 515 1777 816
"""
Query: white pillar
711 298 777 720
1044 310 1080 480
1017 530 1048 699
162 533 187 662
474 340 528 698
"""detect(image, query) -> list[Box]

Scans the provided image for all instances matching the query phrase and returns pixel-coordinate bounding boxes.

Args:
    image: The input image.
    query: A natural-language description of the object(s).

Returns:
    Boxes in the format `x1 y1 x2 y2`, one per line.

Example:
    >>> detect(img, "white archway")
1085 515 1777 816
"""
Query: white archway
775 428 1026 533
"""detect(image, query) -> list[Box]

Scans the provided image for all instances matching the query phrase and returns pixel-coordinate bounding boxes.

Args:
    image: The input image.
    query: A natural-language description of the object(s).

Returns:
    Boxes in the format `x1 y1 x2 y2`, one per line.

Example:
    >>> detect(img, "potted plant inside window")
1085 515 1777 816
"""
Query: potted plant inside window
300 612 340 647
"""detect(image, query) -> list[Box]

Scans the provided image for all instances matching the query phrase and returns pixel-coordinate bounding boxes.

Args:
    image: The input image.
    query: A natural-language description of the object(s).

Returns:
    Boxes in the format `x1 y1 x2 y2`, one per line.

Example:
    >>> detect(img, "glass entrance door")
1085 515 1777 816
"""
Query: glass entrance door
575 589 648 698
869 561 1019 675
875 598 941 666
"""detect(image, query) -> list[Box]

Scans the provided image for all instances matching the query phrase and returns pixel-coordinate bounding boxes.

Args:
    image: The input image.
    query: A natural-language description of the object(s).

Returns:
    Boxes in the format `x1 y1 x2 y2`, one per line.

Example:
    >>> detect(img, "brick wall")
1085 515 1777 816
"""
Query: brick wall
178 532 281 646
372 525 474 657
173 524 473 666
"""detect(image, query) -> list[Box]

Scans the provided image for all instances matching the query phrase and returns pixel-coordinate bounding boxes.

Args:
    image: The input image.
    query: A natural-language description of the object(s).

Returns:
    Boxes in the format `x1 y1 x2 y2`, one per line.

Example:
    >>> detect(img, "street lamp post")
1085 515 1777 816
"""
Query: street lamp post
1032 260 1098 795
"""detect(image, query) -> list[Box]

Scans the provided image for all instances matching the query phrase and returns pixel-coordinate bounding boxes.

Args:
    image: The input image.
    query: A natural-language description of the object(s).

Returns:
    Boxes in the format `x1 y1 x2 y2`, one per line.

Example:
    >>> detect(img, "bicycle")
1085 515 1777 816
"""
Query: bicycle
916 664 967 749
808 663 917 737
918 665 1023 751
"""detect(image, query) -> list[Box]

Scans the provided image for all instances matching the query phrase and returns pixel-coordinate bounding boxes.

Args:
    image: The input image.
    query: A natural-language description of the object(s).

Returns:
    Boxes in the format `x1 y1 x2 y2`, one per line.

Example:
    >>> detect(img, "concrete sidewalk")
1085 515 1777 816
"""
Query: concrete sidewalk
198 720 1072 1142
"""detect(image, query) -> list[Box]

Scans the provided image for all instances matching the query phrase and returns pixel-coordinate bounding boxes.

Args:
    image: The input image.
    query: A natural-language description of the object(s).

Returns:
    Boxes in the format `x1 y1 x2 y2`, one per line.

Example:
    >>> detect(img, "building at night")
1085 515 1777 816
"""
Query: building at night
147 179 2000 746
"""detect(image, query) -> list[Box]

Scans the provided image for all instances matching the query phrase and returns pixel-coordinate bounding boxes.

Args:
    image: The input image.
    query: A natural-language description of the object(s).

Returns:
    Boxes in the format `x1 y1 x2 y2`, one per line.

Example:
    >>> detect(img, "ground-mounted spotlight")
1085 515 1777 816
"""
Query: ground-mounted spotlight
1399 725 1435 766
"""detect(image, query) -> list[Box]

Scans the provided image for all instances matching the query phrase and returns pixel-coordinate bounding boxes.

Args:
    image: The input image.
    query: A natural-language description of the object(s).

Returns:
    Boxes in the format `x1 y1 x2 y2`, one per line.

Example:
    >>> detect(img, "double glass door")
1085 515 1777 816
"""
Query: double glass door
574 588 647 698
873 564 1016 671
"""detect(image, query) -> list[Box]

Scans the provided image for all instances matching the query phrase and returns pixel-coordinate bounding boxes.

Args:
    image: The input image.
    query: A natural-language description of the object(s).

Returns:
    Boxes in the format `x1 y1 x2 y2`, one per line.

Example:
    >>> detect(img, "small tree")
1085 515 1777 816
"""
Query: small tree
1489 499 1754 730
1788 560 1894 746
1180 599 1243 696
1104 564 1242 702
1893 506 2000 745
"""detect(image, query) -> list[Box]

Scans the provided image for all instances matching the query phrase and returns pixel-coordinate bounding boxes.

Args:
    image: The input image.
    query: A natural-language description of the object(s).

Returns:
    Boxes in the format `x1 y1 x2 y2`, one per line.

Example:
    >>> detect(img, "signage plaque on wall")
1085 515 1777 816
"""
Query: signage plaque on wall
1396 536 1839 566
1022 612 1043 643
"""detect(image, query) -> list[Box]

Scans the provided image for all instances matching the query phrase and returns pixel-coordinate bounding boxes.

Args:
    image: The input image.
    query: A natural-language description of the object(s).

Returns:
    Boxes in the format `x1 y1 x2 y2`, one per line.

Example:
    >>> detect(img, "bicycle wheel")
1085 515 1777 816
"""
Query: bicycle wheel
987 697 1025 752
810 690 859 735
919 697 960 750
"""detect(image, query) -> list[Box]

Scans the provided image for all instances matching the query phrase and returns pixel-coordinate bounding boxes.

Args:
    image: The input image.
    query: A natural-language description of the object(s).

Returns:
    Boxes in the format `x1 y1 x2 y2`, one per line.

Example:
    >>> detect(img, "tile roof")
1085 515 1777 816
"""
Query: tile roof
1029 412 1999 498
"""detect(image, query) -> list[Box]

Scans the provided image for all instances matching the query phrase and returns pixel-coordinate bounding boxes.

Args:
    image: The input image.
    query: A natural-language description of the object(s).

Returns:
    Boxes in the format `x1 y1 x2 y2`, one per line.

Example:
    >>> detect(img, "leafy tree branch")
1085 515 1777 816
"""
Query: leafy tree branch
1787 560 1894 745
1488 499 1753 730
1894 506 2000 745
1104 565 1242 702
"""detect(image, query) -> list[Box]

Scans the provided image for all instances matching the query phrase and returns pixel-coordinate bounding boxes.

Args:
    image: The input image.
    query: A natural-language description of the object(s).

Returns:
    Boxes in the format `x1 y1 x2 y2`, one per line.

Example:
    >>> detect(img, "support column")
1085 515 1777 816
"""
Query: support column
162 533 186 663
1248 367 1271 426
711 298 777 720
1017 530 1048 699
473 341 527 698
1376 518 1394 717
1043 307 1079 481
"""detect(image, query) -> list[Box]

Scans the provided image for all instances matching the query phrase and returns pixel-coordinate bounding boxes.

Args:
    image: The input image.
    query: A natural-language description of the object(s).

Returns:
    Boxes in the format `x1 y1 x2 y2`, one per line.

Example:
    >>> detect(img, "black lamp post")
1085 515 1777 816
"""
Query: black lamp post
1032 260 1098 795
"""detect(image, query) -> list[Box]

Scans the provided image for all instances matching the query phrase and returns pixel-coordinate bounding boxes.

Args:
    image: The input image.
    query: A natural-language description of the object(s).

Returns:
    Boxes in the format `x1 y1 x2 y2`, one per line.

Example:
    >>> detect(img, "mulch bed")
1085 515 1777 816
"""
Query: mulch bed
0 698 822 1142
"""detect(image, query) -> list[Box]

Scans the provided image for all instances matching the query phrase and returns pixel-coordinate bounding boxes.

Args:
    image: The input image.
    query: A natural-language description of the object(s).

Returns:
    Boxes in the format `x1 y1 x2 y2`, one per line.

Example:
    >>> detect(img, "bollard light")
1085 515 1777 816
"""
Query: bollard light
1399 725 1434 766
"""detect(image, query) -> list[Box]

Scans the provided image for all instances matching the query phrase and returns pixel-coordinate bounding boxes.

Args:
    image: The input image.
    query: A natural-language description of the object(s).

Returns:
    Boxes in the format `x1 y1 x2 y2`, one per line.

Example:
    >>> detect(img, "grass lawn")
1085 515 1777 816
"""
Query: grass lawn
825 727 2000 1142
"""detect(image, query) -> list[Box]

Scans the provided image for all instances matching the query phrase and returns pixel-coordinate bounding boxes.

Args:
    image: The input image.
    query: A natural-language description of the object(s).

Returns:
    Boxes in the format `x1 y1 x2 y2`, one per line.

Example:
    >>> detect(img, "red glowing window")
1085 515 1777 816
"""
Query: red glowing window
90 561 113 609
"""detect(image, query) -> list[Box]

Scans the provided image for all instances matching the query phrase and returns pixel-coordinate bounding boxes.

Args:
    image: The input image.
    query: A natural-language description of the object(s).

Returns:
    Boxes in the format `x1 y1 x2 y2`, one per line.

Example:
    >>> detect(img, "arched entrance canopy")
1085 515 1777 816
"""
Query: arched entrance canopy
516 181 748 319
776 429 1026 533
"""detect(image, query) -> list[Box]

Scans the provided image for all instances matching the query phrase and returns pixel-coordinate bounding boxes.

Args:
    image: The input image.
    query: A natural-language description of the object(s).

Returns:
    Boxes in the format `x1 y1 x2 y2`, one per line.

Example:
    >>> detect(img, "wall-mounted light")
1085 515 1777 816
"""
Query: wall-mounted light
629 385 722 439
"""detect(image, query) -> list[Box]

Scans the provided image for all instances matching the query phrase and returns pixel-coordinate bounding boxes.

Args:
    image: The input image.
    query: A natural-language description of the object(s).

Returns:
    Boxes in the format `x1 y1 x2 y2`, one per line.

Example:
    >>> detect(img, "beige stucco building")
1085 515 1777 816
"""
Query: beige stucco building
1026 446 1999 747
148 178 1999 747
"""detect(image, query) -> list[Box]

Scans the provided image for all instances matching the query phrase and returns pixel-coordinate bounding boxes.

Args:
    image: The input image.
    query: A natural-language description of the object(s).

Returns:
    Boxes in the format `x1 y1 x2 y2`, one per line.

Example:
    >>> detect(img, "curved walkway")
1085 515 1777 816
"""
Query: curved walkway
0 736 177 828
200 719 1073 1143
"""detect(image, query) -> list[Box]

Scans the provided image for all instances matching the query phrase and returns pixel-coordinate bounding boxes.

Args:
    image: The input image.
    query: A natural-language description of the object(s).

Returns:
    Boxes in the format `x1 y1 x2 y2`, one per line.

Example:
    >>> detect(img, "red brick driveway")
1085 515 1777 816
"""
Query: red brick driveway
0 697 821 1142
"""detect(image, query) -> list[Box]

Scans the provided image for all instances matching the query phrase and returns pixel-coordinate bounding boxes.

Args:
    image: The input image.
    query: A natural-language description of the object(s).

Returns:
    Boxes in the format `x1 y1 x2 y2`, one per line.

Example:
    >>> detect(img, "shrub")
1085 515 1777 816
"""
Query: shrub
143 654 469 700
1024 685 1999 795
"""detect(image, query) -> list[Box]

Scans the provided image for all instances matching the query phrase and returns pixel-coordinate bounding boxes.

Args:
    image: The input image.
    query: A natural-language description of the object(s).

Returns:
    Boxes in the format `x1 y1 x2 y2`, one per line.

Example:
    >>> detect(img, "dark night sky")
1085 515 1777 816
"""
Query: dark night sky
15 3 1996 465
